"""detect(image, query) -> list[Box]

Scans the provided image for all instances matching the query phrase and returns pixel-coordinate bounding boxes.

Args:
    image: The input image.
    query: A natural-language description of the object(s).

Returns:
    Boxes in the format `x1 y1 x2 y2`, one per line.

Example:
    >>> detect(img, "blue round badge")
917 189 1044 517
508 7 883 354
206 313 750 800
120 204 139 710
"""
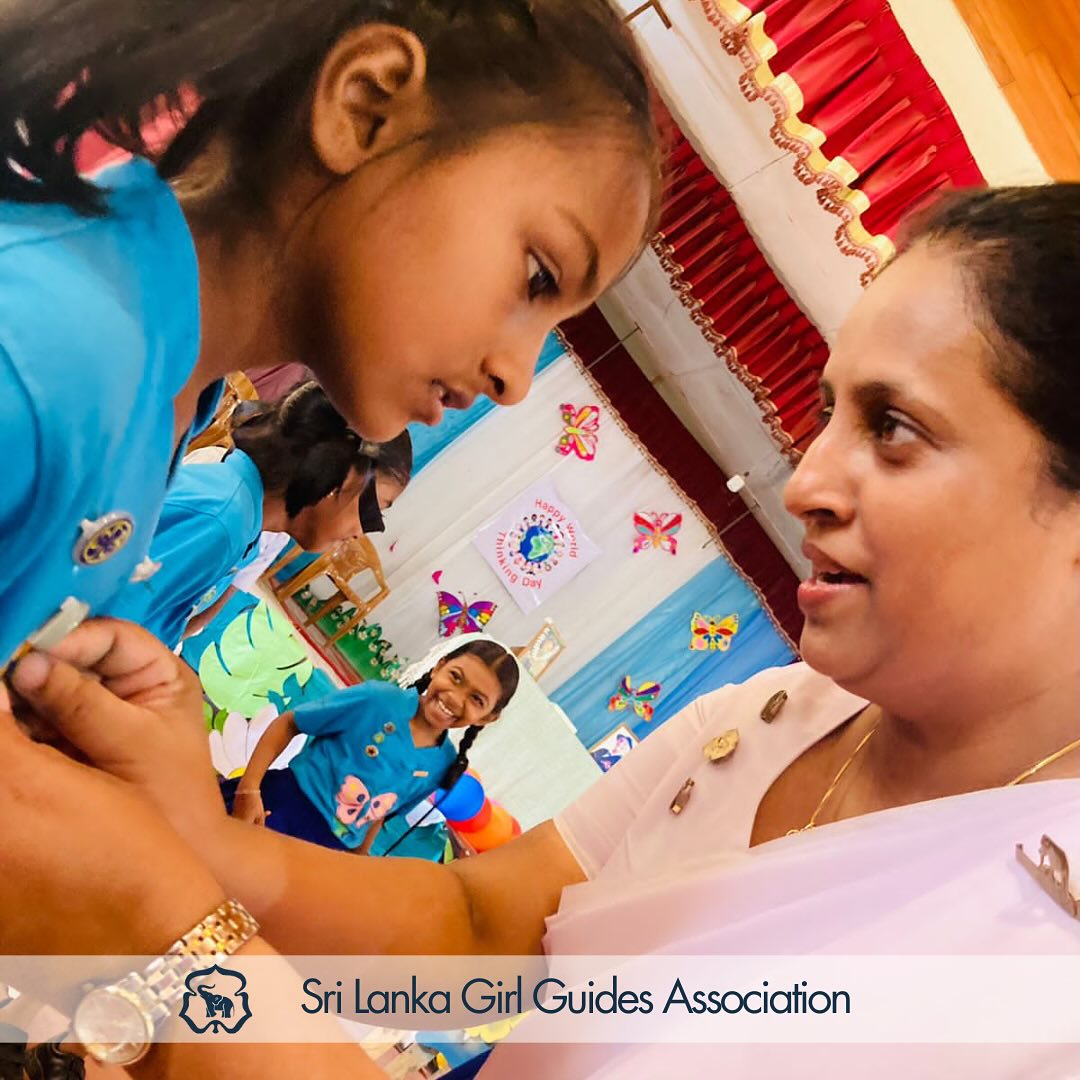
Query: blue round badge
74 512 135 566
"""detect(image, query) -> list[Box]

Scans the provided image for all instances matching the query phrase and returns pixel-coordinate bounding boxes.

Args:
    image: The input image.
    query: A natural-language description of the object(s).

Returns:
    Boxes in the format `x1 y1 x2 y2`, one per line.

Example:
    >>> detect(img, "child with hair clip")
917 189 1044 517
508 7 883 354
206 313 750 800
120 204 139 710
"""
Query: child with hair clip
222 640 520 856
0 0 659 671
106 382 412 649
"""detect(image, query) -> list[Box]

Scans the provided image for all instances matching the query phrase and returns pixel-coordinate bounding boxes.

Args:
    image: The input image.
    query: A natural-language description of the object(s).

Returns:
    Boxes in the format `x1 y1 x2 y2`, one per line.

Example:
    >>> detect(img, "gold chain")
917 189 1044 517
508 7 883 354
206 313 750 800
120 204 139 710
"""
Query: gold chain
790 727 1080 837
787 720 880 836
1006 738 1080 786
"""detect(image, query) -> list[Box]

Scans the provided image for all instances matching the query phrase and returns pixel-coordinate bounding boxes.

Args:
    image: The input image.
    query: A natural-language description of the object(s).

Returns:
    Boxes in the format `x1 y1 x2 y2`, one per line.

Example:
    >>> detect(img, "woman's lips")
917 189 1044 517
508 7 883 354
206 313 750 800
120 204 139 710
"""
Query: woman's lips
797 570 870 613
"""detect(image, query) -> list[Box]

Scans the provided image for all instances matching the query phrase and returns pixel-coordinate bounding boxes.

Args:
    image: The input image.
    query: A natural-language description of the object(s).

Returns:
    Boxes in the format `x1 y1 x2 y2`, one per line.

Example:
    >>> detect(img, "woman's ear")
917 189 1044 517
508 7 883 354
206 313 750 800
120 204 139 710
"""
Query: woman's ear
310 23 433 176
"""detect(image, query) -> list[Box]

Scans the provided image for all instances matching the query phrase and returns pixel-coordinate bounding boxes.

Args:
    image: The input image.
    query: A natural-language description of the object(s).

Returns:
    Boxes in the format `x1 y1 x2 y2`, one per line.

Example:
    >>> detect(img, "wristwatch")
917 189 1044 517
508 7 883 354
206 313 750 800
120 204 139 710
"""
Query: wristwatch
71 898 259 1067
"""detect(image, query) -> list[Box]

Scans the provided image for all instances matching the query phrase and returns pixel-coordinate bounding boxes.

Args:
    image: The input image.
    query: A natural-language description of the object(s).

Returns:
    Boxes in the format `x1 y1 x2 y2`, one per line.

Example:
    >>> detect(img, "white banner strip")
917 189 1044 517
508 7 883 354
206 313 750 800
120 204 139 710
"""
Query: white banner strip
3 954 1078 1045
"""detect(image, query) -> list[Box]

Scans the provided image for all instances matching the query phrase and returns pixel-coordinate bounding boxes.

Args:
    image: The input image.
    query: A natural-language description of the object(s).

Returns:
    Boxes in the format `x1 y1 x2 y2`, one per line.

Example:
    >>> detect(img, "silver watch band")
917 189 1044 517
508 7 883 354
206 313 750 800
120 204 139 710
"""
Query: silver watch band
115 953 204 1025
108 900 261 1029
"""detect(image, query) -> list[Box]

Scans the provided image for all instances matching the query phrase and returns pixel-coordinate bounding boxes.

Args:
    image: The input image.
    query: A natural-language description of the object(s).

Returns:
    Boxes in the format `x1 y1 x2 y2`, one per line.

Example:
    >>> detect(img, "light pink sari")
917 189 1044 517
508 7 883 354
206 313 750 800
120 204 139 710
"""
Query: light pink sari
483 664 1080 1078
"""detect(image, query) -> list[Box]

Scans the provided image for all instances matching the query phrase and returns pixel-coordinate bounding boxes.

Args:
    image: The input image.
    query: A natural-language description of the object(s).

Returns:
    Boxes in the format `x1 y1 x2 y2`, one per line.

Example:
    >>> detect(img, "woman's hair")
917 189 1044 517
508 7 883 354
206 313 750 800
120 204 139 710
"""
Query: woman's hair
1 0 660 219
900 184 1080 492
408 639 520 793
231 380 412 516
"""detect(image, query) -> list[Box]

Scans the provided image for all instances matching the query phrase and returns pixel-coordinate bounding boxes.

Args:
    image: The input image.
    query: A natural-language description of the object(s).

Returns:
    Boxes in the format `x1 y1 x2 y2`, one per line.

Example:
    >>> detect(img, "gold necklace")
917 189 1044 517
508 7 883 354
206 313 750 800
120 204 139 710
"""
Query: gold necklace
1006 738 1080 786
790 727 1080 837
787 720 880 836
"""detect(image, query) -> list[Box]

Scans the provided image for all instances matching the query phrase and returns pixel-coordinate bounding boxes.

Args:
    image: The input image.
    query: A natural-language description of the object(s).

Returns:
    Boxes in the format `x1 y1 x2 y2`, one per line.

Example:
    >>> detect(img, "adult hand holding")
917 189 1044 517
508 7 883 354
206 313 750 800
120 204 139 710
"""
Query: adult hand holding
8 619 225 837
0 704 226 1011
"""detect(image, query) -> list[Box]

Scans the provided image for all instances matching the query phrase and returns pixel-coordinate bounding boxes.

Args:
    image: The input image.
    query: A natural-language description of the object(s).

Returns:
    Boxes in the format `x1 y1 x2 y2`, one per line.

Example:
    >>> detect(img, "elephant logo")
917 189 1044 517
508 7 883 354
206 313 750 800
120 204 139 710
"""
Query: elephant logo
178 964 253 1035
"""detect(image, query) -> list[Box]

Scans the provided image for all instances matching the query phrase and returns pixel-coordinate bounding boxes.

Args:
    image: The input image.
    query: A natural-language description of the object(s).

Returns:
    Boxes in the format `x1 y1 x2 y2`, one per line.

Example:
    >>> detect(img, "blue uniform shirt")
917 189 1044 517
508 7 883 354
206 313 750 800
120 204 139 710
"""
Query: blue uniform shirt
0 160 203 667
105 450 265 648
290 681 456 850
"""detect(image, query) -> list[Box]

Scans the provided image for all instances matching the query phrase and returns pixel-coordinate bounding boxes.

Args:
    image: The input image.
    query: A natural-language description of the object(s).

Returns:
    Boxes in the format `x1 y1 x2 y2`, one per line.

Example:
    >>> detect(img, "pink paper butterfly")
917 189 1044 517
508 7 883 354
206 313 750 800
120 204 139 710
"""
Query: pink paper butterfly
608 676 662 722
437 591 498 638
556 403 600 461
689 612 740 651
633 512 683 555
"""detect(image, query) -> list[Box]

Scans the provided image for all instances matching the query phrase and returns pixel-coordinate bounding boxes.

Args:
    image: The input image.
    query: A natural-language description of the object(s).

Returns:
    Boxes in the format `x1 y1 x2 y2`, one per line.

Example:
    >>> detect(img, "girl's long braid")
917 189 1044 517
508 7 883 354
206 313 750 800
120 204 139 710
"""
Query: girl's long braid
379 724 484 856
440 724 483 792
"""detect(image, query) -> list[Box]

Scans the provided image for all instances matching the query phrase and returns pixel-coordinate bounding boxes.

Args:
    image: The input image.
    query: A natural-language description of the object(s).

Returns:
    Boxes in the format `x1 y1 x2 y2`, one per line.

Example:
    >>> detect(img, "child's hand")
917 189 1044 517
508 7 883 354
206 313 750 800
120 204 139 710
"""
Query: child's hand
232 789 269 826
7 618 224 836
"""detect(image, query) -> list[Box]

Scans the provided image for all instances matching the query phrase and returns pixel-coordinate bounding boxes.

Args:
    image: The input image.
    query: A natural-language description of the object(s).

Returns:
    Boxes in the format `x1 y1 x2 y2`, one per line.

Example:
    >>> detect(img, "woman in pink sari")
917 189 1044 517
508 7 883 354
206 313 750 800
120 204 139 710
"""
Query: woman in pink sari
5 184 1078 1077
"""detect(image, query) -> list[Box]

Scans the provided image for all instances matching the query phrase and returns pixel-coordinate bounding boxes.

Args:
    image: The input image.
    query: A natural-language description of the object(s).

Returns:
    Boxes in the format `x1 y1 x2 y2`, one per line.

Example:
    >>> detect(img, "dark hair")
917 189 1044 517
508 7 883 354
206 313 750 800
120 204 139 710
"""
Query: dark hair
231 380 412 516
900 184 1080 492
408 639 520 792
1 1 659 218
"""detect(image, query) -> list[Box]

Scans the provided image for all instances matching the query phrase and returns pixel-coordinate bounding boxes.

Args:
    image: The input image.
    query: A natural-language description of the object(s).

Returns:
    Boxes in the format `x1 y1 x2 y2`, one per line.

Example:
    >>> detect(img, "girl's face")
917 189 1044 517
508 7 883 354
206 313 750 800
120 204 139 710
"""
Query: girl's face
421 654 504 733
288 467 404 551
783 245 1080 712
281 127 652 442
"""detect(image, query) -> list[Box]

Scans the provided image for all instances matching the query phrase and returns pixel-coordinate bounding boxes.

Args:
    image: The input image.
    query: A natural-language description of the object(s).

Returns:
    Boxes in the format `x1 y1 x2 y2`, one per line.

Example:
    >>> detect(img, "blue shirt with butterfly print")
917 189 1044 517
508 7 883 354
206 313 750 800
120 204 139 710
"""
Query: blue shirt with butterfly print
289 681 456 850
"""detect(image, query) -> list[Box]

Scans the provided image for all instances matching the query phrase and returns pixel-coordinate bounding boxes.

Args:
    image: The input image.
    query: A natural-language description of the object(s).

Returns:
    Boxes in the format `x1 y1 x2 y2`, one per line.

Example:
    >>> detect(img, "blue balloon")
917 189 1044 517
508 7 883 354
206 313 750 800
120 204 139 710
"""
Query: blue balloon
434 775 485 822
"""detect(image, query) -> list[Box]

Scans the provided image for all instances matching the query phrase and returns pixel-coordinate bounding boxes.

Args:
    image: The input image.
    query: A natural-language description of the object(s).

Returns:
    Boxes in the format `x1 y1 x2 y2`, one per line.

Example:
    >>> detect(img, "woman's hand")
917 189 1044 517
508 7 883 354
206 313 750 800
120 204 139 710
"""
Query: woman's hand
8 619 225 839
232 788 269 826
0 708 226 1010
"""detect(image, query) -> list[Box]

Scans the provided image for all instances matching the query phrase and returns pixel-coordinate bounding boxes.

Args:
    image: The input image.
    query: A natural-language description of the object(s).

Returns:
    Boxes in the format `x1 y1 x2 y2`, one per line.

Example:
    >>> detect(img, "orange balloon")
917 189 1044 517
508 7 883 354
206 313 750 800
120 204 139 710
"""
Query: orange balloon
451 799 492 833
468 804 514 852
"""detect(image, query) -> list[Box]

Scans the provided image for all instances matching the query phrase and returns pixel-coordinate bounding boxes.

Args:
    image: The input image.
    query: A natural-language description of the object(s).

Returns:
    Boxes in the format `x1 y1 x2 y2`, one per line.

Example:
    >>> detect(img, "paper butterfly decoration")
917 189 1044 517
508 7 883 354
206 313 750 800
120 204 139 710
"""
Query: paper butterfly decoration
437 590 498 638
608 676 662 722
633 512 683 556
689 611 740 651
556 403 600 461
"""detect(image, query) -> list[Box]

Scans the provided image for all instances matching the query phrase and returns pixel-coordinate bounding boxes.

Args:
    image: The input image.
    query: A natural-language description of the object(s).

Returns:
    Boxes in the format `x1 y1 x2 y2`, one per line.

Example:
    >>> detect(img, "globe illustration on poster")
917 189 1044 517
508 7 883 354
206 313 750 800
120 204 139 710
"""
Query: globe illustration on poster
512 516 567 575
474 479 601 613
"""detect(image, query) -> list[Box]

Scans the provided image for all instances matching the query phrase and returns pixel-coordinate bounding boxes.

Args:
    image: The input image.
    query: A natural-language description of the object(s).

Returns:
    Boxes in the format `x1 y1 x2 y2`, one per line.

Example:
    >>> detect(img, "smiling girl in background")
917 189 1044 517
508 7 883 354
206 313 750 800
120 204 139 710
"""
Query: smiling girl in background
224 640 519 856
0 0 658 669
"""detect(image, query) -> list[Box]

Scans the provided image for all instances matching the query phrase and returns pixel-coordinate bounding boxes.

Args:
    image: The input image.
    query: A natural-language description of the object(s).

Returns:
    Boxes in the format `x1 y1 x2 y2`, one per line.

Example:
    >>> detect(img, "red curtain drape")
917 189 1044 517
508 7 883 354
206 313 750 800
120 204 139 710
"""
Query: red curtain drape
716 0 983 236
655 123 831 456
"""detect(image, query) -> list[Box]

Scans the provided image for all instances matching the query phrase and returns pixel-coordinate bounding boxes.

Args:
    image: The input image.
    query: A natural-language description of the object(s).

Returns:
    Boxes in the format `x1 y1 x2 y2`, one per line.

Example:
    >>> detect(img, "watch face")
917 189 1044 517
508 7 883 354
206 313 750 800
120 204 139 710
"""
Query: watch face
73 987 153 1066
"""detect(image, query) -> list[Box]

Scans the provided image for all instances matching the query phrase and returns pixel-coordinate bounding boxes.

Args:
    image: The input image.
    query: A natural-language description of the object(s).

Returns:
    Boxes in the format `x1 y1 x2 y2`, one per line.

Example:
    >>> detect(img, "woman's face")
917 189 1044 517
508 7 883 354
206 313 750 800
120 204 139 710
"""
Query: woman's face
281 128 651 441
421 654 504 733
784 245 1080 708
287 467 406 552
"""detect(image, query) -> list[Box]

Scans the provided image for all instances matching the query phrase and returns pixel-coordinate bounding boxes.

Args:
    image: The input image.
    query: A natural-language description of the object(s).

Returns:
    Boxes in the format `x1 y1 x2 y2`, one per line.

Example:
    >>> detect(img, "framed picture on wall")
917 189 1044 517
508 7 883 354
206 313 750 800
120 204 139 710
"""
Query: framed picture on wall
589 724 639 774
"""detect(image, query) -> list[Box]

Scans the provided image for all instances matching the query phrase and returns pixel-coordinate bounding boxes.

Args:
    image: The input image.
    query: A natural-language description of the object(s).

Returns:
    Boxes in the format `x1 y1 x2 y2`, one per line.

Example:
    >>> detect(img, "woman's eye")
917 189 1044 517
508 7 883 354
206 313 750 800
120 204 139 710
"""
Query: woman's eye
874 409 918 447
527 252 558 301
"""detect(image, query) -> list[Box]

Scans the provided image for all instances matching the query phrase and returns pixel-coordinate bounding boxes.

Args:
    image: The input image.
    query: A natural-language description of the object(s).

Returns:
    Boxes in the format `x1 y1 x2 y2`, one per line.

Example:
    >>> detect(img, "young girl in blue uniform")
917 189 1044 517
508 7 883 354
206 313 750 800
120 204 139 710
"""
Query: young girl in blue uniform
0 1 658 670
221 640 520 856
106 382 412 649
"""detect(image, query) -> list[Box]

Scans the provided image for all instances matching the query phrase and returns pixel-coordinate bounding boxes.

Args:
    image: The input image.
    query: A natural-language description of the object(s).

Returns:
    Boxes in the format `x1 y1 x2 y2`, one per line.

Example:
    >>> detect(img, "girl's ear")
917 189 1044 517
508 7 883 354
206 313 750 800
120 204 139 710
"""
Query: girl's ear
309 23 434 177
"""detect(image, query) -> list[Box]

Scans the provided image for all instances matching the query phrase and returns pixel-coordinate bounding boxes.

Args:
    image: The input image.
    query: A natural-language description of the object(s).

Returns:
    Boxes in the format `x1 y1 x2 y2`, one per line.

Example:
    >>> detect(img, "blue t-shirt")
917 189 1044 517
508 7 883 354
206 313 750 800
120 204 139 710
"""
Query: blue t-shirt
105 450 265 648
290 681 456 850
0 159 203 667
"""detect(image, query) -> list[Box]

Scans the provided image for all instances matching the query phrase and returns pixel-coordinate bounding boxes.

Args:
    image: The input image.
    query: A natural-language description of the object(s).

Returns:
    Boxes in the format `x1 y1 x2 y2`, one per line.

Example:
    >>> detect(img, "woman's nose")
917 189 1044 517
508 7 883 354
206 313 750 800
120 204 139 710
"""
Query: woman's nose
783 420 855 525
